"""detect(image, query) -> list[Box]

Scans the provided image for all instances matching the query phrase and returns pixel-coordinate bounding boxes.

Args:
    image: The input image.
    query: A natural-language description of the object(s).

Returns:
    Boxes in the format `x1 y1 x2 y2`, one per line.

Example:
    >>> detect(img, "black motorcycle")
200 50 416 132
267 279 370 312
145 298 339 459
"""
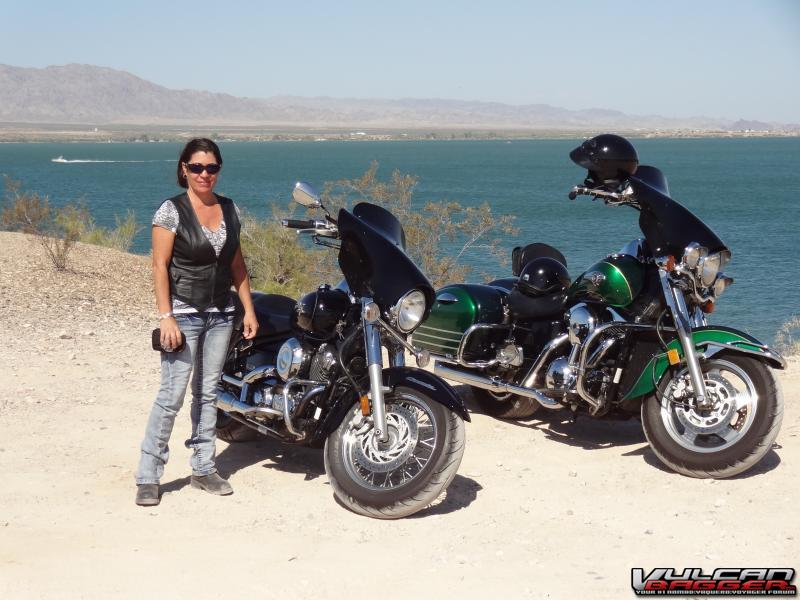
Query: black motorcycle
214 182 468 518
414 134 785 478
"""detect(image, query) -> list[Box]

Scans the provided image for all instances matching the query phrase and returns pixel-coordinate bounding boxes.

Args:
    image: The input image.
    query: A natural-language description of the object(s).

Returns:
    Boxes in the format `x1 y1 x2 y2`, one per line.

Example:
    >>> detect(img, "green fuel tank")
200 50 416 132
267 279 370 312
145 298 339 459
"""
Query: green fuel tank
568 254 645 308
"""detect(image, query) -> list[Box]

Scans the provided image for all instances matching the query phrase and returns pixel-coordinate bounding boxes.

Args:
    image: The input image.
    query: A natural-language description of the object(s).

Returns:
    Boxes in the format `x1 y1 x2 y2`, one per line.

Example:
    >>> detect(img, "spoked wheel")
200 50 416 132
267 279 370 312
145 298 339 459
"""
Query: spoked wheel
641 355 783 478
324 386 465 519
471 387 540 419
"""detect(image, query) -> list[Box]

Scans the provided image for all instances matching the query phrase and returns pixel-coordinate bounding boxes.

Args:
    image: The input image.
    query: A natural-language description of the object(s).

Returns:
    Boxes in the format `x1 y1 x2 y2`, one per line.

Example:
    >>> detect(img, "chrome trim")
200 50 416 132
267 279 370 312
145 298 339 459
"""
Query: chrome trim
437 292 459 304
434 363 561 408
391 289 427 333
586 336 619 369
575 321 670 412
363 300 388 442
521 334 570 388
659 269 709 407
215 389 283 418
276 339 304 381
281 381 326 439
379 317 431 367
415 323 463 336
243 365 278 385
455 323 512 368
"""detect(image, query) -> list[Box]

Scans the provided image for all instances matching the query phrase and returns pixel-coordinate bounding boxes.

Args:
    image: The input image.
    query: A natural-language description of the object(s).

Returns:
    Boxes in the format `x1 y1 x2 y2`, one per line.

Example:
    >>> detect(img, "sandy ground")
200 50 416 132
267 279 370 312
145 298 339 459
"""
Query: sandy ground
0 232 797 600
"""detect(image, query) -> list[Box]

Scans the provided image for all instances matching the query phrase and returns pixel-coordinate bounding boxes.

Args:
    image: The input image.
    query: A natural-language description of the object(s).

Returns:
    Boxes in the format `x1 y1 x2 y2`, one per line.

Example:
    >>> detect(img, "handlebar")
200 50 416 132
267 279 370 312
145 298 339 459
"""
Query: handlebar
568 185 633 204
281 219 329 229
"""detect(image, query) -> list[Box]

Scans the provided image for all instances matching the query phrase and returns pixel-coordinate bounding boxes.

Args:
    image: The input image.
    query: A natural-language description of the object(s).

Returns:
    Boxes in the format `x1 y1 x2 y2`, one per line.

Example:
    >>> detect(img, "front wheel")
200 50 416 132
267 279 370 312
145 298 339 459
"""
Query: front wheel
324 386 465 519
641 354 783 478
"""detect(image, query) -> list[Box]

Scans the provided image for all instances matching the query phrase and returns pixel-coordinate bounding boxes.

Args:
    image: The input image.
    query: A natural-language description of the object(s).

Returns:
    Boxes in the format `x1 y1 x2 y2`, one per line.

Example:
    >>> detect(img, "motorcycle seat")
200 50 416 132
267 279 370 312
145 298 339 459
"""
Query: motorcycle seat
507 288 567 321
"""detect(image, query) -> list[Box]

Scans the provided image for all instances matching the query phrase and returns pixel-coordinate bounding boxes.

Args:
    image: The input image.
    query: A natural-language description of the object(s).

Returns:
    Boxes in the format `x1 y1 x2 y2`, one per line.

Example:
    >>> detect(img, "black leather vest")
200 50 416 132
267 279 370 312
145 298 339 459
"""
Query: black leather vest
166 193 241 311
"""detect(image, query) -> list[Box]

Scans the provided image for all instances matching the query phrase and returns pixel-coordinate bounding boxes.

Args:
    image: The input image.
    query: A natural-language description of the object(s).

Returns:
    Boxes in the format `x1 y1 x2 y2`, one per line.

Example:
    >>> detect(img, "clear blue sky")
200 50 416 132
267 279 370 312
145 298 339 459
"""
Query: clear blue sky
2 0 798 122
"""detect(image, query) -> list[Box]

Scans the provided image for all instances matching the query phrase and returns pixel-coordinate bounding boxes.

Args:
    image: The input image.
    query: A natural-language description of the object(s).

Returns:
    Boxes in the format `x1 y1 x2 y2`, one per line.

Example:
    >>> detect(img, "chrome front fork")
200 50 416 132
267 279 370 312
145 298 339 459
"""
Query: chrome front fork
658 269 709 408
362 298 390 442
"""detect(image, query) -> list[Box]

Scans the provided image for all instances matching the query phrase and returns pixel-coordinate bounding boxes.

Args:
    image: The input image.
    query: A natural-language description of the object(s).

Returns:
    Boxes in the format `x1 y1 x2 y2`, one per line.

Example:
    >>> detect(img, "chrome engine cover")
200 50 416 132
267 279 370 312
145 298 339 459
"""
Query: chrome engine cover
545 357 575 392
567 303 598 345
276 338 307 381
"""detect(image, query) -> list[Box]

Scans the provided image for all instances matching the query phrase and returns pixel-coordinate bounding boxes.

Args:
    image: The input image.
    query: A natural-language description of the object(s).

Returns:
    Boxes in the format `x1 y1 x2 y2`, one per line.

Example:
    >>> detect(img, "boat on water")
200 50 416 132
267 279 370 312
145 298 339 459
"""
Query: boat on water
51 156 68 163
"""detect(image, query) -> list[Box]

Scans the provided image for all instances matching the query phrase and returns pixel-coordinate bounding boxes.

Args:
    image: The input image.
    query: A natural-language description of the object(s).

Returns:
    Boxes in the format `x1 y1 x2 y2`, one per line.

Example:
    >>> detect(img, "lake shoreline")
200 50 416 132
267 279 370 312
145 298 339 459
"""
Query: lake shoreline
2 123 798 144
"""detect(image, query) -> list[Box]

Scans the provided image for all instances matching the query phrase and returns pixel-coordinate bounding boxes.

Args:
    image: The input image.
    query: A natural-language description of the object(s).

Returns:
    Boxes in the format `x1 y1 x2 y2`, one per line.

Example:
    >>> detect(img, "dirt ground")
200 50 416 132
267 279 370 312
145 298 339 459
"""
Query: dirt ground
1 232 797 599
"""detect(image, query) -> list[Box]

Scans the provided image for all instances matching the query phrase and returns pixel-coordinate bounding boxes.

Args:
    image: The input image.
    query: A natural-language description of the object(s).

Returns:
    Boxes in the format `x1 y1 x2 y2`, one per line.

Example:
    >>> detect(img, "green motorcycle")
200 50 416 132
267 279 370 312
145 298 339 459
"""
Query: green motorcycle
413 134 785 478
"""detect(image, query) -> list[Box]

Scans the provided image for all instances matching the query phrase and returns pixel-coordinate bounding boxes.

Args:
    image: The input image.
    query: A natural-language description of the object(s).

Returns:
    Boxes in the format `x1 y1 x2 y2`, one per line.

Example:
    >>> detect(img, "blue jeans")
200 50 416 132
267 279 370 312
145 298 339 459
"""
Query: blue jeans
136 312 234 485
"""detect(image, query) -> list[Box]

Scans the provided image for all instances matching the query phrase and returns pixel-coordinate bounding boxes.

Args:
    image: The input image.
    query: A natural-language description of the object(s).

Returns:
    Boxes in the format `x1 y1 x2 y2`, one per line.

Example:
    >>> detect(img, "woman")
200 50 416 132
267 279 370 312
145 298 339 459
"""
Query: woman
135 138 258 506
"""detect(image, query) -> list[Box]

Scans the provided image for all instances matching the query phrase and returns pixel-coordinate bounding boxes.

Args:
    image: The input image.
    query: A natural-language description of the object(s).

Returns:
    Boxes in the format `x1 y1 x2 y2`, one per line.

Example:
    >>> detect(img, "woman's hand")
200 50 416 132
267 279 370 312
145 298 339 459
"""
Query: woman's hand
242 311 259 339
160 316 182 350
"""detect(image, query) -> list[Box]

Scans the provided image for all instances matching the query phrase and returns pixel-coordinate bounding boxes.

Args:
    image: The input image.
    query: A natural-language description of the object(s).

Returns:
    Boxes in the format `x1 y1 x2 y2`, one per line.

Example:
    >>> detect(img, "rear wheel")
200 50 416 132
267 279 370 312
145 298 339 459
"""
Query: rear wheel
216 409 260 442
471 387 540 419
641 355 783 478
324 386 465 519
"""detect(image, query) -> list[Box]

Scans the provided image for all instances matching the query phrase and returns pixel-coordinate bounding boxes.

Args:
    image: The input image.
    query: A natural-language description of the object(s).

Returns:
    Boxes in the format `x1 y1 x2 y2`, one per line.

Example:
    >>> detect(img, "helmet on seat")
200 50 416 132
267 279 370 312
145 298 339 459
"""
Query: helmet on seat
516 257 570 298
569 134 638 187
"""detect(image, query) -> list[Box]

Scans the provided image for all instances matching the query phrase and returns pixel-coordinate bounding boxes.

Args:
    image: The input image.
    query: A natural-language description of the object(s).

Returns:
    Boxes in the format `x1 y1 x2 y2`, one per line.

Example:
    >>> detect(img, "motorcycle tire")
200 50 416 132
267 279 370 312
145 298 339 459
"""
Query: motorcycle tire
641 354 783 478
216 409 260 443
324 386 465 519
471 387 540 419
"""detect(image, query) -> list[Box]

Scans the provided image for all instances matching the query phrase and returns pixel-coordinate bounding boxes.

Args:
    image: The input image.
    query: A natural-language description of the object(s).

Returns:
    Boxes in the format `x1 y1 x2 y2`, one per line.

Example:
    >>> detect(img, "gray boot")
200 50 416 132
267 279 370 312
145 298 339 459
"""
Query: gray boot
135 484 160 506
191 473 233 495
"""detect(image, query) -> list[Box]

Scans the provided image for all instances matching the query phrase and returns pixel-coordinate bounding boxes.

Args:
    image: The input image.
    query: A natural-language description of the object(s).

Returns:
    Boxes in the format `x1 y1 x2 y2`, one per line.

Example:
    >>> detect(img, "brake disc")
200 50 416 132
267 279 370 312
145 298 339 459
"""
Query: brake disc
352 404 419 473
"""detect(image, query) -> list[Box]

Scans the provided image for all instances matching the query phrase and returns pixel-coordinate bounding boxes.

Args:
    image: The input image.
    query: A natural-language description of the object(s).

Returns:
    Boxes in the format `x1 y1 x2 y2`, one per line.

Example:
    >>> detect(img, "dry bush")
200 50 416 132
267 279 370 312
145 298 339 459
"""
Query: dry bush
774 316 800 357
320 162 518 288
2 176 79 270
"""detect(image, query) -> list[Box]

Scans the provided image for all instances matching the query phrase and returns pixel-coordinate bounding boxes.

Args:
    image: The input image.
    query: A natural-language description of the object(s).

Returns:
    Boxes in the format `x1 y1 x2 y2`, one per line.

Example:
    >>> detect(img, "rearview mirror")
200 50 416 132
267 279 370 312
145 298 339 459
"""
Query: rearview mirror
292 182 321 207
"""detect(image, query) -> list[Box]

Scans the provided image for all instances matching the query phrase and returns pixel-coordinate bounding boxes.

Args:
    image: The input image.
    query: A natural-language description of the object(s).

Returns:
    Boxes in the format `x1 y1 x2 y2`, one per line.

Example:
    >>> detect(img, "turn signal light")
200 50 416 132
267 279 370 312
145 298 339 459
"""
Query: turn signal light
701 301 715 314
665 255 677 272
667 348 681 366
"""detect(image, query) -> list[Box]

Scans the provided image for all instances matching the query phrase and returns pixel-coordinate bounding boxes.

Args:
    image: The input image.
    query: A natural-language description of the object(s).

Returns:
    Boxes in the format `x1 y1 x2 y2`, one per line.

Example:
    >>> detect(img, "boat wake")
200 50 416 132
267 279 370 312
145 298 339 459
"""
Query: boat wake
51 156 171 163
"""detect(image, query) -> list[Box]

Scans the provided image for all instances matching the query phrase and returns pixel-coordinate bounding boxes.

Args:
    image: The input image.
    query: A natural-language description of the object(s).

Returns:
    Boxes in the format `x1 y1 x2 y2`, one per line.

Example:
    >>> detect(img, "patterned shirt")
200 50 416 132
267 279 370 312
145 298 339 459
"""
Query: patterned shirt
153 199 238 314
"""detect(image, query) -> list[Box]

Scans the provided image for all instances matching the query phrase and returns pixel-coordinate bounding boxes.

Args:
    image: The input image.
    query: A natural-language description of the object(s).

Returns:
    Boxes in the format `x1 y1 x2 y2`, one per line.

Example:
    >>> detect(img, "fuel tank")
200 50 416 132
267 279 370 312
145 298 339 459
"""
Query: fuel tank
568 254 645 308
413 284 507 356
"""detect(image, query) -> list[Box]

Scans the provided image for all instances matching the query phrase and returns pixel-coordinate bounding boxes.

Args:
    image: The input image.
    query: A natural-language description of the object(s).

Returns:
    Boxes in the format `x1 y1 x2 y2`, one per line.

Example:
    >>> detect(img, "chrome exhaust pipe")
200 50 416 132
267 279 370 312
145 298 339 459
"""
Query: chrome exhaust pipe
215 389 282 418
434 363 562 408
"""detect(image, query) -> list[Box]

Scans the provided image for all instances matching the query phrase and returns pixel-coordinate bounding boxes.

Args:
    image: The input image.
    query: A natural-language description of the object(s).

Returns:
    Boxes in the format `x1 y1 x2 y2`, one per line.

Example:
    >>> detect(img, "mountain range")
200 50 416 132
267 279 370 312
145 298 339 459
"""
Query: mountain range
0 64 791 131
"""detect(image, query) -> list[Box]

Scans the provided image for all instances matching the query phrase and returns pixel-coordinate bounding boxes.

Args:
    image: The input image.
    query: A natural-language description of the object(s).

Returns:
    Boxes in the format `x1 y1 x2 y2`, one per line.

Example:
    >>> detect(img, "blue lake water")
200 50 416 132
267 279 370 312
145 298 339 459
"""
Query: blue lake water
1 138 798 343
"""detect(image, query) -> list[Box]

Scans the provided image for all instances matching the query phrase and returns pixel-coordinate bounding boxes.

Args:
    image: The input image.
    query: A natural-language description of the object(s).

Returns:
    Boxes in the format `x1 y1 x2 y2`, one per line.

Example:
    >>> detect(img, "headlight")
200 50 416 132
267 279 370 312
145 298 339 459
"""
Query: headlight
713 275 734 297
682 242 707 269
698 250 731 287
393 290 427 333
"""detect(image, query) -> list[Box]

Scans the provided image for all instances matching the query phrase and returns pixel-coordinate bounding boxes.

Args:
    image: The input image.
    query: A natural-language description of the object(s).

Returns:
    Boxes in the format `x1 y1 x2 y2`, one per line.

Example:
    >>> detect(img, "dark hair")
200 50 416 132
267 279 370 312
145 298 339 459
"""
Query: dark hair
176 138 223 188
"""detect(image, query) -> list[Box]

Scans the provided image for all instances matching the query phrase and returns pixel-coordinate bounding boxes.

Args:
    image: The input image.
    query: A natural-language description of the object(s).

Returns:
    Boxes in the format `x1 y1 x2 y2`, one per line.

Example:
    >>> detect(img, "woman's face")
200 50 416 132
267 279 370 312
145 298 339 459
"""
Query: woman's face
182 151 220 195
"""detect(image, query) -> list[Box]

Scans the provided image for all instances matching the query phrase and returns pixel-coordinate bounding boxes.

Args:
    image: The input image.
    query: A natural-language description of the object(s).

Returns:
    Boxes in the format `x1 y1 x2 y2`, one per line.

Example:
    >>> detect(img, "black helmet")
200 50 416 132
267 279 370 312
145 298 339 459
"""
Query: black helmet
569 134 638 186
516 257 570 298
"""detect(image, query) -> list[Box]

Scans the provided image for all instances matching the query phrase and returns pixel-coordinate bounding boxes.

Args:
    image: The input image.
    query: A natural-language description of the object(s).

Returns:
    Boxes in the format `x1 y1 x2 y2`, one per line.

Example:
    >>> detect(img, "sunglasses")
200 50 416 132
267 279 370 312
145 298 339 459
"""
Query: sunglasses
185 162 221 175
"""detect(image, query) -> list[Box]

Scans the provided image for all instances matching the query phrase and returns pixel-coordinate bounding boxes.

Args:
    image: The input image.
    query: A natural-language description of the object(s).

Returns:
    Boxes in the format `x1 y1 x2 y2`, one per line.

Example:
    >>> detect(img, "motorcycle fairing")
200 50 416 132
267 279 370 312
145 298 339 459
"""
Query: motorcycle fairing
622 326 786 401
631 167 728 258
337 202 434 313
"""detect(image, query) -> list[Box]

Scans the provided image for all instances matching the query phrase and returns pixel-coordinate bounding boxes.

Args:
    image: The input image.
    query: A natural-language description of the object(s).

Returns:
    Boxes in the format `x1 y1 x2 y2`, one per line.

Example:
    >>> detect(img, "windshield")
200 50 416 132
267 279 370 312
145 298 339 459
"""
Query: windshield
337 202 433 311
630 167 728 257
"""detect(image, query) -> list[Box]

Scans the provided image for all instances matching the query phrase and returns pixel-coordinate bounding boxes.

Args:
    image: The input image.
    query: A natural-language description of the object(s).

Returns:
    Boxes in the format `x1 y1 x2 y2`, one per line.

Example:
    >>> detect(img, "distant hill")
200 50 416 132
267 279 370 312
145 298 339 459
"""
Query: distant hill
0 63 790 131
